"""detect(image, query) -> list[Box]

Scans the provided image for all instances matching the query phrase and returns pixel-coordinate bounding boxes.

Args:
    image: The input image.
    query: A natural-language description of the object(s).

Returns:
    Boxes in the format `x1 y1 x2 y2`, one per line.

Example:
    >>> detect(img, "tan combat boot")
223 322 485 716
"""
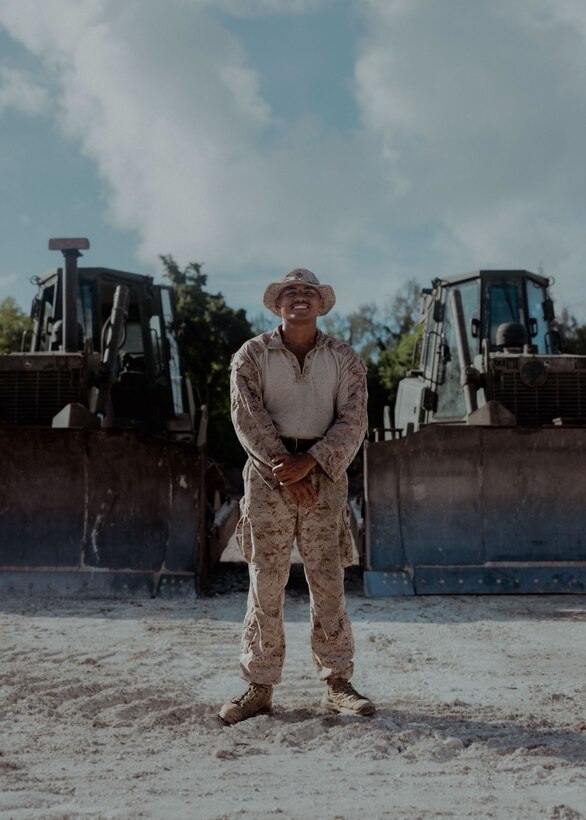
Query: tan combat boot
323 678 375 716
219 683 273 725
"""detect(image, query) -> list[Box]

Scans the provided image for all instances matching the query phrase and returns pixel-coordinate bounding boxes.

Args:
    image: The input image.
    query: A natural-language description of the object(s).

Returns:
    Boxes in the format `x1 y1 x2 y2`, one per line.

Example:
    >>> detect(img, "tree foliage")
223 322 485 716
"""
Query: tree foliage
557 307 586 355
322 303 386 360
0 297 32 353
161 256 253 468
321 280 422 432
377 324 423 405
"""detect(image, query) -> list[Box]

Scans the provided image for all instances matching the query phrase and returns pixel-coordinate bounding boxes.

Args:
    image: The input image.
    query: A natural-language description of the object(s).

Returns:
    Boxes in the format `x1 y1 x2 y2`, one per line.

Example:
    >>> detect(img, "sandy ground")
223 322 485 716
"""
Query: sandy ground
1 557 585 820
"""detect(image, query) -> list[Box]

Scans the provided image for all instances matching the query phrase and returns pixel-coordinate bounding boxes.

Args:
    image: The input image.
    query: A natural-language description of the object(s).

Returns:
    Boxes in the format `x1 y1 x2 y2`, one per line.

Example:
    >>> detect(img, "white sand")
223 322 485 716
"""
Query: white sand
1 566 585 820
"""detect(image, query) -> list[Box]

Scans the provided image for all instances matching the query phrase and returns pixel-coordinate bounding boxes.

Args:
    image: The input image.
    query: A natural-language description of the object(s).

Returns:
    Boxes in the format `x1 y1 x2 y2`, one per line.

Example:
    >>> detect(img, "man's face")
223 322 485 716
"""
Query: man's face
276 284 323 321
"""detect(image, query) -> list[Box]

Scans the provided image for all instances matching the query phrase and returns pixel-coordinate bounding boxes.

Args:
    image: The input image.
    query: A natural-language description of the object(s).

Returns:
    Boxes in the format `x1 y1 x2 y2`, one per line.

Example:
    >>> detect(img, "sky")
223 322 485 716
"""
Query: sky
1 0 586 324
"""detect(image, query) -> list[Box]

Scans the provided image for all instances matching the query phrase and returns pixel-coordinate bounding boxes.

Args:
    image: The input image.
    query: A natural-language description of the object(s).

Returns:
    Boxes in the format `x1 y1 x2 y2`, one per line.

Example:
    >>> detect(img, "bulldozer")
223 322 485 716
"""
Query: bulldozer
0 239 238 597
359 269 586 595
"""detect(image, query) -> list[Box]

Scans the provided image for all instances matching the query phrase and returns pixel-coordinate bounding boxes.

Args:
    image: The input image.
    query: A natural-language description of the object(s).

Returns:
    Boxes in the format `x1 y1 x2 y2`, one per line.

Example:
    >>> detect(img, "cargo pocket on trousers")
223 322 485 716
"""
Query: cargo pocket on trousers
339 505 354 568
235 515 253 563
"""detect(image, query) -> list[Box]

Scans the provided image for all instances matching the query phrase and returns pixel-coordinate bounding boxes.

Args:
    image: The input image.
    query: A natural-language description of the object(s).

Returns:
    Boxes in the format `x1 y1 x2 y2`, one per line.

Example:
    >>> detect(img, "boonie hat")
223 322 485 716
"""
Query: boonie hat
263 268 336 317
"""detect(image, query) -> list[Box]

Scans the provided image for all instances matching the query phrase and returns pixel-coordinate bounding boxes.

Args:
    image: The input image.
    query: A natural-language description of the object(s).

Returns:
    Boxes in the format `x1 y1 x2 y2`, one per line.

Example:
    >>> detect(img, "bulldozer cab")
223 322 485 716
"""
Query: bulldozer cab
397 271 560 430
24 264 193 437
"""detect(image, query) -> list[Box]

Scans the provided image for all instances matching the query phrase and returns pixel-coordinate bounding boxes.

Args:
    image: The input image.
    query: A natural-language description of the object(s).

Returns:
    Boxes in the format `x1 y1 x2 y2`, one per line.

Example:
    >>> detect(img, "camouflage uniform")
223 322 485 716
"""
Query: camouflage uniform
230 327 367 685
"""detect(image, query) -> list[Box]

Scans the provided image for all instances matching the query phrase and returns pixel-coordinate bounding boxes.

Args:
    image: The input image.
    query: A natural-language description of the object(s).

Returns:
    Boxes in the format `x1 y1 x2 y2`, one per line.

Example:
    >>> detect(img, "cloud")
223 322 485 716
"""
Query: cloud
196 0 332 15
353 0 586 304
0 272 18 289
0 0 399 313
0 65 49 115
0 0 585 319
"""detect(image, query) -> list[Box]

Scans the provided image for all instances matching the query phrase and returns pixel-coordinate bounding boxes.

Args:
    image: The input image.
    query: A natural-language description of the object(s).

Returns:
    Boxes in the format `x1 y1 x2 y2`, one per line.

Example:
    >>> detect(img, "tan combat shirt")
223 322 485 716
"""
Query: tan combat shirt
230 327 368 488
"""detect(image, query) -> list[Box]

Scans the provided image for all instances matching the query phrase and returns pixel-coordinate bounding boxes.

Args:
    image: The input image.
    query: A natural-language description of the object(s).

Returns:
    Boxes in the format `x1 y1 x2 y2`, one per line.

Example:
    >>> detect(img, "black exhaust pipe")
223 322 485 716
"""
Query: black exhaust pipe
48 237 90 352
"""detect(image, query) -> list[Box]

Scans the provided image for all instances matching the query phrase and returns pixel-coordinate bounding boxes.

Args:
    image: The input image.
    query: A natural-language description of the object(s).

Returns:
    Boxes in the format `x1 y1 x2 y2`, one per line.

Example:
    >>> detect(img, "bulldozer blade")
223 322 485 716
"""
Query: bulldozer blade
0 427 210 597
362 426 586 596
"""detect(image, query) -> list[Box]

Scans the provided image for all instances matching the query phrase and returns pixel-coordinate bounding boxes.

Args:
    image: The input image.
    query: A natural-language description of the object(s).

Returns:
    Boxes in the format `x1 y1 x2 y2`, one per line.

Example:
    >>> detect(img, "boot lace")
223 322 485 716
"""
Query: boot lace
329 678 357 697
235 683 269 706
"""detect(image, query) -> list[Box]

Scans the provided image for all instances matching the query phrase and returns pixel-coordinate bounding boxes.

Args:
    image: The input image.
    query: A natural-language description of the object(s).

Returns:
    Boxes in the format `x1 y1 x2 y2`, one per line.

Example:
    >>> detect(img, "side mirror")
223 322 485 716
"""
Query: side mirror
543 298 555 322
547 329 562 354
30 296 42 321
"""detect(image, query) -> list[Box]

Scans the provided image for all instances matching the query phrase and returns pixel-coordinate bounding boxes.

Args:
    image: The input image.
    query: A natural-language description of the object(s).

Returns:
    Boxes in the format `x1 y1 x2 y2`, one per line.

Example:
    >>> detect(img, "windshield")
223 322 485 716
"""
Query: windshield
487 280 522 344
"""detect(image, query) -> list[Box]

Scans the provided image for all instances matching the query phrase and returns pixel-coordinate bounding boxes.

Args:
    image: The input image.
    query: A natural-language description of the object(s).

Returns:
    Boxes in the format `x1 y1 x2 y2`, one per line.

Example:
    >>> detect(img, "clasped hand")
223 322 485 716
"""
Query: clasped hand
271 453 318 506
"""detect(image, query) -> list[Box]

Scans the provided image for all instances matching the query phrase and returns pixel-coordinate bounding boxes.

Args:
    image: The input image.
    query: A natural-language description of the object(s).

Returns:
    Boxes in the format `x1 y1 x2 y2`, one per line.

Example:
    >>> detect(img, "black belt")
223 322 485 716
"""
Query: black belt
280 436 321 453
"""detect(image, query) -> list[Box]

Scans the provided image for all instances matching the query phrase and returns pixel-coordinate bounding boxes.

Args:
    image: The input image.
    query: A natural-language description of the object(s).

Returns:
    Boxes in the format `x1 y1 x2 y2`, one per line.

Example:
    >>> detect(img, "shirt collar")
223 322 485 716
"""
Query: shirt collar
267 326 329 350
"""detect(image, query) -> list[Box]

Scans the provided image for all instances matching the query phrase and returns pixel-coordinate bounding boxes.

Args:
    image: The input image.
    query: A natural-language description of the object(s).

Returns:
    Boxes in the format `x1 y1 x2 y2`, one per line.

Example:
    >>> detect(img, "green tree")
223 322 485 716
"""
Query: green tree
322 303 386 360
161 256 253 468
370 278 422 430
323 279 420 358
383 278 421 339
0 297 32 353
558 307 586 355
377 324 423 412
322 280 422 432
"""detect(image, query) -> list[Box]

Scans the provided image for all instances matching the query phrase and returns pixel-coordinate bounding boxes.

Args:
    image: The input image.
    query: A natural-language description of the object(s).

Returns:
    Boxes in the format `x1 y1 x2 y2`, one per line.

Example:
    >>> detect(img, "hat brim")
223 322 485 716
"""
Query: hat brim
263 282 336 317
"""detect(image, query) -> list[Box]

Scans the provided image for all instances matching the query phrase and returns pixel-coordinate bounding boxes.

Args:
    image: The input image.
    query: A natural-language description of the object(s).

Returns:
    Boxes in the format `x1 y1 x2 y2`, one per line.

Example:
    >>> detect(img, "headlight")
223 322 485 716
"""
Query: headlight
520 359 548 387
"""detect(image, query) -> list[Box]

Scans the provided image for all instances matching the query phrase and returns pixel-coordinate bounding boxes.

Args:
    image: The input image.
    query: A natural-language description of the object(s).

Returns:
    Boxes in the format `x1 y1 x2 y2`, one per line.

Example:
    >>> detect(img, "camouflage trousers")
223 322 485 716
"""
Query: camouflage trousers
236 459 355 685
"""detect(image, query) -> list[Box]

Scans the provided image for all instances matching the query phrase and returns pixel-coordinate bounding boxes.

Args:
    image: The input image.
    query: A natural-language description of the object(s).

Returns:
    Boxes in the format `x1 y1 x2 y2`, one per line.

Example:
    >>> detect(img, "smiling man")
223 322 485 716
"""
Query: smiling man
219 268 374 725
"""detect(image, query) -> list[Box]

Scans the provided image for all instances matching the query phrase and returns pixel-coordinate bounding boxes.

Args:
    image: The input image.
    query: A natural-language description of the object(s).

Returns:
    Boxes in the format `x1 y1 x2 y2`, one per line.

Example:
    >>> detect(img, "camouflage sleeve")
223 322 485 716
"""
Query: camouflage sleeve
230 346 285 488
307 349 368 483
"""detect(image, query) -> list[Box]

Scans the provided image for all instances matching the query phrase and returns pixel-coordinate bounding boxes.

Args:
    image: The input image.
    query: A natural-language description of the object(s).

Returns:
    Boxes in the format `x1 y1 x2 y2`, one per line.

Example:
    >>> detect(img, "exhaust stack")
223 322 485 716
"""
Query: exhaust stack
48 237 90 352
